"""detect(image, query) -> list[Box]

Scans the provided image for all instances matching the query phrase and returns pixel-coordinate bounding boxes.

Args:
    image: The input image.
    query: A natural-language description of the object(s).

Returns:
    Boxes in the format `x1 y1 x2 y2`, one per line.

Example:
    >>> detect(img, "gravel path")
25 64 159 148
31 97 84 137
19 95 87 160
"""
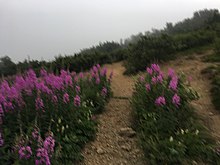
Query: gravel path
81 62 146 165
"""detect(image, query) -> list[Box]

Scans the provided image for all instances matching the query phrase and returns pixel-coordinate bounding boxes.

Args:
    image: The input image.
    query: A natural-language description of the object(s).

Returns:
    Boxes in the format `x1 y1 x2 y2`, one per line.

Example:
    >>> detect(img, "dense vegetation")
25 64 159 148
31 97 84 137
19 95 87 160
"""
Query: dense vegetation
0 42 127 77
0 64 112 164
124 9 220 74
1 9 220 77
132 64 220 164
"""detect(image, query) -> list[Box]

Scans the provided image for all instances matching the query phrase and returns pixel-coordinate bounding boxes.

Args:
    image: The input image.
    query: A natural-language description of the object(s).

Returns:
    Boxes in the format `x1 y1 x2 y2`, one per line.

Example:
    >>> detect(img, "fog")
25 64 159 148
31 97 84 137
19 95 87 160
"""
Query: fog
0 0 219 62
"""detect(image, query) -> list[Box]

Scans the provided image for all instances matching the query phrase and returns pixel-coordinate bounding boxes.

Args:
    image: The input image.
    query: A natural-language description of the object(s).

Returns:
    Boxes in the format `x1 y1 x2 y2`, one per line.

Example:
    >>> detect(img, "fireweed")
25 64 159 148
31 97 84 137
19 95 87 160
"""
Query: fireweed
132 63 220 164
0 64 111 164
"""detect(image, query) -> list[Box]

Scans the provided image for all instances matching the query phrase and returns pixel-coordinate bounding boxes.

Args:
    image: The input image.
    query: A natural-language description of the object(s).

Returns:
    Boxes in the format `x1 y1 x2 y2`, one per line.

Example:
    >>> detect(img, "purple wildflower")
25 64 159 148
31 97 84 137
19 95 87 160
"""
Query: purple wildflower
74 76 78 82
64 75 73 87
169 76 178 91
156 75 163 83
75 85 81 94
40 68 47 77
145 83 151 91
151 76 157 84
155 96 166 106
74 95 81 107
168 68 175 78
63 93 69 104
52 95 58 103
79 72 84 79
35 148 50 165
0 105 4 117
146 67 153 75
0 132 4 147
101 87 108 97
139 76 144 82
101 67 107 77
35 97 44 110
18 146 32 159
36 81 52 95
96 77 100 84
32 128 40 141
151 64 160 73
97 64 101 69
43 136 55 155
172 93 181 107
93 66 98 73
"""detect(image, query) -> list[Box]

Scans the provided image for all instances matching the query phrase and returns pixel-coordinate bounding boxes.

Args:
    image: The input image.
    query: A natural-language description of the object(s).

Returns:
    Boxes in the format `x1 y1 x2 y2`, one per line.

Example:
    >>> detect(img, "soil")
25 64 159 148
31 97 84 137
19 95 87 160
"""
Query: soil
81 51 220 165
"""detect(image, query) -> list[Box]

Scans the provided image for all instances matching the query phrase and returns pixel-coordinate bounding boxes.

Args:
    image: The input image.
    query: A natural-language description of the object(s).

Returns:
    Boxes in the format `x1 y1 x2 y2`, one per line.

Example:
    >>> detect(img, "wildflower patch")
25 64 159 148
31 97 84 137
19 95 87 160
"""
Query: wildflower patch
132 63 220 164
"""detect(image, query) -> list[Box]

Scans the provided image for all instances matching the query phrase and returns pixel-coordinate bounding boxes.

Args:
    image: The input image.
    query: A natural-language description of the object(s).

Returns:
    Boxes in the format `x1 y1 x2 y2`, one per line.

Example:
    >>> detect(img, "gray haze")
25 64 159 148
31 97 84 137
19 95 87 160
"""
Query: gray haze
0 0 219 63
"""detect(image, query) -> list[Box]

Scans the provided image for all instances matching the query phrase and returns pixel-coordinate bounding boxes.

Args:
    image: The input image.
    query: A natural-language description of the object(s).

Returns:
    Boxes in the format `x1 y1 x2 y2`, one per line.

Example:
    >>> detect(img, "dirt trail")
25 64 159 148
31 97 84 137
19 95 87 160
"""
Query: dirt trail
81 62 146 165
81 52 220 164
160 52 220 141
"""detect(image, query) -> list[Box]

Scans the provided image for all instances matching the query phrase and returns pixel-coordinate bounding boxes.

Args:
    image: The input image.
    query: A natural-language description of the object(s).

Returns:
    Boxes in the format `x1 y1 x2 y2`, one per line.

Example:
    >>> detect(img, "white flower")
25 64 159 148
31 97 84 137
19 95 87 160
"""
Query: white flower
169 136 173 142
195 129 199 135
181 129 184 134
58 118 61 124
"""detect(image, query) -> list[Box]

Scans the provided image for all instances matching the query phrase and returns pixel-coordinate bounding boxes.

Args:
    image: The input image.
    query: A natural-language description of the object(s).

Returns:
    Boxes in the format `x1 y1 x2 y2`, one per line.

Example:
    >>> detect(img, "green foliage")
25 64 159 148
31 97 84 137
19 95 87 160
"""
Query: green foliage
214 38 220 55
131 64 220 164
125 34 176 74
201 65 220 111
0 56 16 76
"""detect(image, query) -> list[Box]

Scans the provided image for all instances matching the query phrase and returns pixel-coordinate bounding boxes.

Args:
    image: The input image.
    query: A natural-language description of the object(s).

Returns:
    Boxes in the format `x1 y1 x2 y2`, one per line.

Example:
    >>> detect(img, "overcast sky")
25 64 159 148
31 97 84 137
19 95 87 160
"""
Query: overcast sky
0 0 219 63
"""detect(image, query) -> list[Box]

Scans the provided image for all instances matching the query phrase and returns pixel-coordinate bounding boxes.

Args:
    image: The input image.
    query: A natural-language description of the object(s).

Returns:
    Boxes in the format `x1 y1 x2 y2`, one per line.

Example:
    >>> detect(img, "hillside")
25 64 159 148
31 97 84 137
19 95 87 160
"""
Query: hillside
80 50 220 164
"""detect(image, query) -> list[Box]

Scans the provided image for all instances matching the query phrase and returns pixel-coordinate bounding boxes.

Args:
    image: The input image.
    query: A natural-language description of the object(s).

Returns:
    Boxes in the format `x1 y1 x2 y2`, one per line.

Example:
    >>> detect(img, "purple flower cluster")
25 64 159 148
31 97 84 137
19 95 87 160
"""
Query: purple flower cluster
34 134 55 165
0 132 4 146
155 96 166 106
145 64 164 85
0 63 110 163
74 95 81 107
144 64 183 109
145 83 151 92
101 87 108 97
172 93 181 107
63 93 70 104
169 76 178 91
75 85 81 94
18 146 32 159
90 64 109 85
43 136 55 155
35 97 44 110
35 148 50 165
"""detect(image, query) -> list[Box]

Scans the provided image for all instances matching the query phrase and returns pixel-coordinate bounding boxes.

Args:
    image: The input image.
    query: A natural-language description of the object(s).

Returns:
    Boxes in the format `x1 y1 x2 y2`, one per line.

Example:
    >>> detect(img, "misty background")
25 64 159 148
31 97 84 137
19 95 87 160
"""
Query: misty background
0 0 220 62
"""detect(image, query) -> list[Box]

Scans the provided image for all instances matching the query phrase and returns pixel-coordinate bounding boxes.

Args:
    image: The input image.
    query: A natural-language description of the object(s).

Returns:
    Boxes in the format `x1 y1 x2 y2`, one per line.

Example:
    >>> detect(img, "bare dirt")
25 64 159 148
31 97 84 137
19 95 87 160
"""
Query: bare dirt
160 52 220 141
81 62 146 165
81 51 220 165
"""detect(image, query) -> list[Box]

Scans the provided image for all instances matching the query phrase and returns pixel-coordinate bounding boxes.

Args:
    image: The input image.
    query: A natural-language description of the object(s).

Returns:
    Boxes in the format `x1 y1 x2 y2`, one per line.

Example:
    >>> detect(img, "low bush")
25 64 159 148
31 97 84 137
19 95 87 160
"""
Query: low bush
0 64 112 164
132 64 220 164
201 65 220 111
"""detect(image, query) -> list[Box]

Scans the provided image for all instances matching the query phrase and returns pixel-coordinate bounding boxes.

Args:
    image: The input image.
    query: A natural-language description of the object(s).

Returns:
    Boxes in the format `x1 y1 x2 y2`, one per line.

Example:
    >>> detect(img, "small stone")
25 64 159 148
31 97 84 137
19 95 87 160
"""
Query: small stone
121 145 132 151
96 147 104 154
209 112 214 116
119 127 136 138
192 160 198 165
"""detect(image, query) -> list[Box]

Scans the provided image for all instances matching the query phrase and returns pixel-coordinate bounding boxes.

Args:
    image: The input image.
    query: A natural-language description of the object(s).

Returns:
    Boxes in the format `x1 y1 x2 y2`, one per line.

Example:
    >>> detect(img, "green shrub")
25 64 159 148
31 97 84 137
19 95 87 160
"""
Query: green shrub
201 65 220 110
132 64 220 164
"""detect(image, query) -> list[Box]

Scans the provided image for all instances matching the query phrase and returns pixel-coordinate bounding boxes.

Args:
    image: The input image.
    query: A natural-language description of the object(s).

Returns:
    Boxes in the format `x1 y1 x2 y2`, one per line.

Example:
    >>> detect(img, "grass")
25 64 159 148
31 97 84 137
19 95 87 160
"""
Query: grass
201 64 220 111
131 64 220 164
203 53 220 62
